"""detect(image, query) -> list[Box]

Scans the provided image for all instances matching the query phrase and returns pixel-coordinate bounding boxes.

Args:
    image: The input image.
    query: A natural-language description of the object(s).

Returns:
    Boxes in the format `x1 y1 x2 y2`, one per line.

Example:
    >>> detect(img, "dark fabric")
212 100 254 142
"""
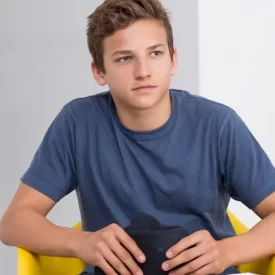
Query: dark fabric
93 213 239 275
94 213 189 275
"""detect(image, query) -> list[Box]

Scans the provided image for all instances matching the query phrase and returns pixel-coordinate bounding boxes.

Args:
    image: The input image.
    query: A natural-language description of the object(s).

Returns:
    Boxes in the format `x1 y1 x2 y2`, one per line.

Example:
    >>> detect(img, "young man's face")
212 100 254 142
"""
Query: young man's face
93 19 177 110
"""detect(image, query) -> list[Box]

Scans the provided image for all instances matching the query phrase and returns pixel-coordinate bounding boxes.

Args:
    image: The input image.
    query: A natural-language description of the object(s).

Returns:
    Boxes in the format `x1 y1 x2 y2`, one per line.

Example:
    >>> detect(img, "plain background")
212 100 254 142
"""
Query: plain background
198 0 275 228
0 0 274 273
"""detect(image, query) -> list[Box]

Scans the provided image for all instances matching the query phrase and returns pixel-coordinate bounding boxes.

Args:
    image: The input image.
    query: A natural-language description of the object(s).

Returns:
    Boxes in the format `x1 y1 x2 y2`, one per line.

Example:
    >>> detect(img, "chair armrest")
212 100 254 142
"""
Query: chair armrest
17 247 41 275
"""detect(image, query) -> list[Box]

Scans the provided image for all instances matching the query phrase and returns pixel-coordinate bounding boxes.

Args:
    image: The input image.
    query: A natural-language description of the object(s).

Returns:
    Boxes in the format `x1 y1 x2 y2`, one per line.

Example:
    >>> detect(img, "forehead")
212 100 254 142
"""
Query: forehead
103 19 168 55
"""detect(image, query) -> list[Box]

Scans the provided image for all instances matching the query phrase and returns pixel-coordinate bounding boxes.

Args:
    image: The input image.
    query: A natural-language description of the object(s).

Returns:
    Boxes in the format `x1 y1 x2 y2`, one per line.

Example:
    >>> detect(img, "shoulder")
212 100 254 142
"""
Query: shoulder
171 89 238 128
62 91 110 121
172 89 233 115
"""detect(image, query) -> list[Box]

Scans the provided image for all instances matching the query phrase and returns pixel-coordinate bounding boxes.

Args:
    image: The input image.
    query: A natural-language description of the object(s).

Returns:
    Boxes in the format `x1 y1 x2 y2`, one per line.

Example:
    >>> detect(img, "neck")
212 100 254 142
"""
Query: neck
114 92 172 132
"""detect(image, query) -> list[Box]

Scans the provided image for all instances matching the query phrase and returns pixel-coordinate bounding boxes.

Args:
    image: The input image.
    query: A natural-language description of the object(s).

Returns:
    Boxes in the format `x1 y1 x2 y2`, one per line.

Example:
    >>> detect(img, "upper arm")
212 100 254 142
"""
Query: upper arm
220 109 275 210
253 191 275 219
4 182 56 217
19 105 77 203
1 105 77 239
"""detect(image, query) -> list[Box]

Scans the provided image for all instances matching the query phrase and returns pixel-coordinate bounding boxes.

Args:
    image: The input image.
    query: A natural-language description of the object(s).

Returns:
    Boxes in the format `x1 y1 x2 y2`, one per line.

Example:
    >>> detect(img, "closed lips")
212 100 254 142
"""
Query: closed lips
132 85 156 90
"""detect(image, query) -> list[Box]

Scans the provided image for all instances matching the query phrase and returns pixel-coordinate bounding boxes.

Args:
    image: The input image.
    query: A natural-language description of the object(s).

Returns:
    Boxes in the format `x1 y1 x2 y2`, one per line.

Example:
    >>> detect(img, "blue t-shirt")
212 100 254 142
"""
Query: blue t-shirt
21 89 275 274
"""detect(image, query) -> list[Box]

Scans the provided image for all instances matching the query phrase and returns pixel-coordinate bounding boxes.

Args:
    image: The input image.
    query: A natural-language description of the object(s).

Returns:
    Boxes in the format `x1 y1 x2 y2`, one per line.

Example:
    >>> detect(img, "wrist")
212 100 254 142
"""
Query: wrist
218 235 241 269
67 228 90 258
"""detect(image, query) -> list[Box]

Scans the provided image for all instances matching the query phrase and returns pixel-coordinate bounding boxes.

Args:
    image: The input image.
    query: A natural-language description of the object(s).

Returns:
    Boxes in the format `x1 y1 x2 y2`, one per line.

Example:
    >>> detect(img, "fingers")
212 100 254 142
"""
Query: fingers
105 232 142 274
166 230 210 259
113 224 146 263
170 250 218 275
95 252 118 275
163 235 216 271
99 241 132 275
187 261 220 275
100 224 144 275
162 240 212 271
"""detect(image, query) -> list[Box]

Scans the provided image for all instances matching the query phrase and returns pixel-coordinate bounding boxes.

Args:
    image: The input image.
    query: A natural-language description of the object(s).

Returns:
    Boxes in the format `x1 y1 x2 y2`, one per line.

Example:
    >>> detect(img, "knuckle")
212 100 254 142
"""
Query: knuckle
101 230 110 240
129 238 137 247
113 261 124 271
187 261 197 272
210 239 217 247
189 261 196 270
185 251 193 261
110 223 119 230
183 264 192 274
115 262 130 274
202 229 210 237
96 241 105 251
119 250 131 262
93 251 102 262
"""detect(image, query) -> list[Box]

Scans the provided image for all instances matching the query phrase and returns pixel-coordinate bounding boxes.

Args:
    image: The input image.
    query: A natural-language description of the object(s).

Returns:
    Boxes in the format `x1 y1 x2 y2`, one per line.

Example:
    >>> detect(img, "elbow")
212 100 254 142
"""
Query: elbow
0 223 9 246
0 235 11 246
0 214 16 246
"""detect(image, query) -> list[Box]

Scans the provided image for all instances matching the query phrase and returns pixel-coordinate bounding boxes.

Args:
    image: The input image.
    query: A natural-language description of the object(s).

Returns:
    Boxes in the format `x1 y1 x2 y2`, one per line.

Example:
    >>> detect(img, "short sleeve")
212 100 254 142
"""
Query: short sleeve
219 109 275 209
20 104 77 202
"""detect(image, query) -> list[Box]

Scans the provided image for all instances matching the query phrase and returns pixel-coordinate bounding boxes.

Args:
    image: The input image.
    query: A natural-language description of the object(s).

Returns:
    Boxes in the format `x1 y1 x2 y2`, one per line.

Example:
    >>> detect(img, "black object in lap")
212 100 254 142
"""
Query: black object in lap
94 212 190 275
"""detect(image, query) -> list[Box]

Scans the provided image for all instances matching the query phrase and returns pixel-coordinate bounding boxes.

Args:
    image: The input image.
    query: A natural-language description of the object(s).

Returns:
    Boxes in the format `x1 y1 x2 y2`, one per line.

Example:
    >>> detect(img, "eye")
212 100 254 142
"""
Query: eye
151 50 164 57
116 56 132 63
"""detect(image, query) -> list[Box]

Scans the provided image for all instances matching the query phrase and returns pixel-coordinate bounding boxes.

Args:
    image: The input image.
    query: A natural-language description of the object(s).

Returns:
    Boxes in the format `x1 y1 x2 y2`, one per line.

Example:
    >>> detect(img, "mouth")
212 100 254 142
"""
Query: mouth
132 85 157 93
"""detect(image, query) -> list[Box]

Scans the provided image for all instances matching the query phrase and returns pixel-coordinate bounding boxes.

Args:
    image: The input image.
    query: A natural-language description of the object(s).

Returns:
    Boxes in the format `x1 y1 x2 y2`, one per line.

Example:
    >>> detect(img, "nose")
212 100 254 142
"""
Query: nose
134 57 152 79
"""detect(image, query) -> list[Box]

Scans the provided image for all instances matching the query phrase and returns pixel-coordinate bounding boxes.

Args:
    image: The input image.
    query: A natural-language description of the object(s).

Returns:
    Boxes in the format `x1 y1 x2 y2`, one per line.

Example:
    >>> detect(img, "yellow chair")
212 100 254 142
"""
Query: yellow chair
17 222 85 275
227 211 275 275
17 211 275 275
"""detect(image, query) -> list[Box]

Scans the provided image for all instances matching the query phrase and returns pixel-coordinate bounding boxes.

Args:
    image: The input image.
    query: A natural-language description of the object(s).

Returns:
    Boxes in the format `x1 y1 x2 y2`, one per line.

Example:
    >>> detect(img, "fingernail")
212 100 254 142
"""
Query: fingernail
162 263 170 271
135 271 143 275
166 251 173 258
138 255 146 262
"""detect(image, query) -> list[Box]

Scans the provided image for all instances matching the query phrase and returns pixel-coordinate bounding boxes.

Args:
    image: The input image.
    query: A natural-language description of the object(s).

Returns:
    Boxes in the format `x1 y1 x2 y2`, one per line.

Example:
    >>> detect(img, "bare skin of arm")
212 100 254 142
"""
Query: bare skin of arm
0 183 83 257
0 183 146 275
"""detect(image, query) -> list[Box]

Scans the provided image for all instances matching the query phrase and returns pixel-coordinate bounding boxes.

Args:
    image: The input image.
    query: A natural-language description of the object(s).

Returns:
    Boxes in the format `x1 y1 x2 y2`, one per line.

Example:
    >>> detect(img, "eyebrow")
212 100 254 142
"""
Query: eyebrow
111 43 165 58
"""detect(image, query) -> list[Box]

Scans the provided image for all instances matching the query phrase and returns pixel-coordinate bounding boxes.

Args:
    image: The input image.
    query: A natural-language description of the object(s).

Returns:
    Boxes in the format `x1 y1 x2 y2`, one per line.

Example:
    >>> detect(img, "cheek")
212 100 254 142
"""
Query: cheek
106 67 132 86
113 64 133 78
105 72 134 96
156 65 173 83
154 59 173 76
155 64 173 89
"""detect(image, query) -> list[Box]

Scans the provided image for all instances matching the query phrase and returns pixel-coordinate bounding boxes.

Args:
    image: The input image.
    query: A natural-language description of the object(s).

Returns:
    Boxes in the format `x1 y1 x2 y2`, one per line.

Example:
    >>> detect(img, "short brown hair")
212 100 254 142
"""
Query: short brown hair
86 0 174 73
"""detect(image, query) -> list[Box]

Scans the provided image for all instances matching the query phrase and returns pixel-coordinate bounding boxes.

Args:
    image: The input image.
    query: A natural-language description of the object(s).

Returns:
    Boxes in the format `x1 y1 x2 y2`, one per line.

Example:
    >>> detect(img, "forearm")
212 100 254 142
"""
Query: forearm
0 208 85 258
221 211 275 268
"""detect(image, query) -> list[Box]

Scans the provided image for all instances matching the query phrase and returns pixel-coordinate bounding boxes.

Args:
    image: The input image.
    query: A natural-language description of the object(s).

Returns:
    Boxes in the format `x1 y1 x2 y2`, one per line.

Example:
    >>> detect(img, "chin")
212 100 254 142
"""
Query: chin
130 97 162 110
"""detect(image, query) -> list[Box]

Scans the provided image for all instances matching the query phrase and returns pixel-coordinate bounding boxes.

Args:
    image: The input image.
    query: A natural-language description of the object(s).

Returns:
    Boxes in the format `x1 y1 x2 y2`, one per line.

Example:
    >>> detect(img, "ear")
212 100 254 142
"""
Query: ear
91 62 107 86
170 48 178 76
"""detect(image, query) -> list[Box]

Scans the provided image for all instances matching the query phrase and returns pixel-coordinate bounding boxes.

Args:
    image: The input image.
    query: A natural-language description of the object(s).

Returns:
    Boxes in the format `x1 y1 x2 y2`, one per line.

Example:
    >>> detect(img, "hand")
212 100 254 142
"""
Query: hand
161 230 229 275
76 223 146 275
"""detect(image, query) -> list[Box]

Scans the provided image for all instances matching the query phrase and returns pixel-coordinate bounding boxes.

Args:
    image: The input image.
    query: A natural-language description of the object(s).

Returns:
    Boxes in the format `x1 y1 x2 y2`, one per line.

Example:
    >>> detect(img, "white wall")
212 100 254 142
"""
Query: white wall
0 1 199 273
198 0 275 228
